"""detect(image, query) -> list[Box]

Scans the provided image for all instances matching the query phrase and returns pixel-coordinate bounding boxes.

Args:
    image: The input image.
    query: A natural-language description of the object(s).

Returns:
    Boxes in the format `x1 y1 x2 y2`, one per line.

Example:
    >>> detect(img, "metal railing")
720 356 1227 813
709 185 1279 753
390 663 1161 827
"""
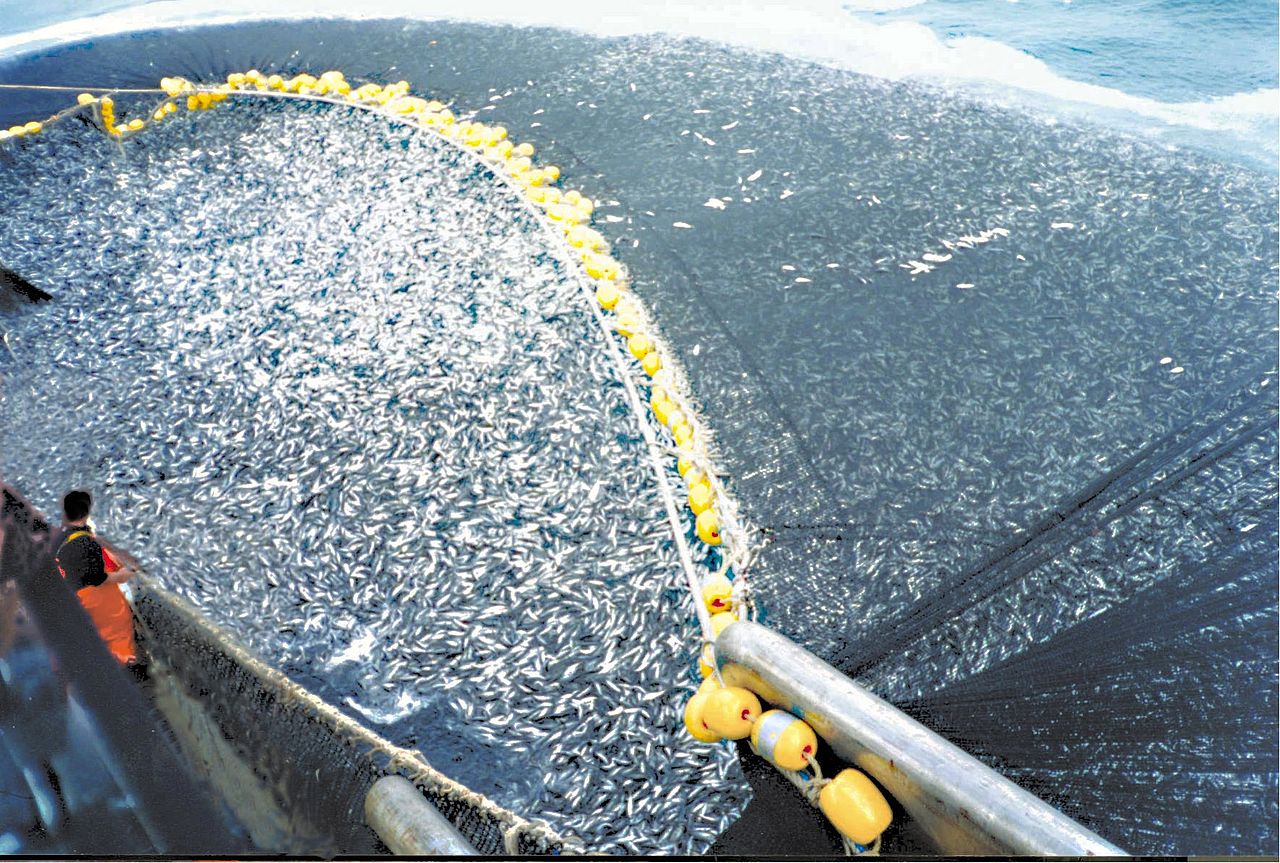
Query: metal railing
716 620 1126 856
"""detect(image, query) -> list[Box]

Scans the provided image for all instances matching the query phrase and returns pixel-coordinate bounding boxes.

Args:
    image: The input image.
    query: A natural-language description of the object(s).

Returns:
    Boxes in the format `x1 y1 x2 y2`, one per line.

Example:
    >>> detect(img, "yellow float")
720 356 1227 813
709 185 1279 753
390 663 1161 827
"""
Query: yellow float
818 769 893 847
750 710 818 771
701 686 761 740
696 510 722 546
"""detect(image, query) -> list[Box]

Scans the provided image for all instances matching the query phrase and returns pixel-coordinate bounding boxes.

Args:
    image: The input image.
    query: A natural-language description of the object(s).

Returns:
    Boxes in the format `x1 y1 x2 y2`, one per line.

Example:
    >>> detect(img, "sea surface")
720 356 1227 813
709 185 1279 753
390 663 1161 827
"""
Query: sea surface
0 0 1276 167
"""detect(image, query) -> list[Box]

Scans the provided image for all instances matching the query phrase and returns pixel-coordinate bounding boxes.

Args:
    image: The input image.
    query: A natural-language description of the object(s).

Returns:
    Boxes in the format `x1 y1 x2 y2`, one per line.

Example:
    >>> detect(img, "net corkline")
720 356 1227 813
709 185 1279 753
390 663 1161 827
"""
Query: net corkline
0 70 759 647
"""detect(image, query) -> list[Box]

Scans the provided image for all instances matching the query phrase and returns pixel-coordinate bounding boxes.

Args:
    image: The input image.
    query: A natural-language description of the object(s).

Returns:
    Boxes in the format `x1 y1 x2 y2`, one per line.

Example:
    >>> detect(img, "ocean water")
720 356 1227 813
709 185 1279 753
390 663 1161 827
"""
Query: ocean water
0 0 1276 168
859 0 1278 101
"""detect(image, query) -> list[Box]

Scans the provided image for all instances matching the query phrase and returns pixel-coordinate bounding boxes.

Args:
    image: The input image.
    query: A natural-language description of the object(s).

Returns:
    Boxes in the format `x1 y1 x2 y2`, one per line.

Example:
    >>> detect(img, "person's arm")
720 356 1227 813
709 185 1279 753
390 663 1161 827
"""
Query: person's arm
105 565 135 584
100 543 137 584
97 537 141 571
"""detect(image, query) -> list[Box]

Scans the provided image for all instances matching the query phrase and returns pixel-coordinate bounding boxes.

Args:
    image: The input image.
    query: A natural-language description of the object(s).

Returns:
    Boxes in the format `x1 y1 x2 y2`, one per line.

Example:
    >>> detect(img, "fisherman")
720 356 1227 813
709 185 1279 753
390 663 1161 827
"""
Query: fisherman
54 489 143 674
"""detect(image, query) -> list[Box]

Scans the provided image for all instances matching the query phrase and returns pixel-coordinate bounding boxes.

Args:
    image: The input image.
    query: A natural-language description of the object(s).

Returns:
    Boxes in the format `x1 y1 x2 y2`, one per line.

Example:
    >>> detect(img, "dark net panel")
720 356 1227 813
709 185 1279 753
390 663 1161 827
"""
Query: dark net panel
874 377 1279 854
133 583 568 856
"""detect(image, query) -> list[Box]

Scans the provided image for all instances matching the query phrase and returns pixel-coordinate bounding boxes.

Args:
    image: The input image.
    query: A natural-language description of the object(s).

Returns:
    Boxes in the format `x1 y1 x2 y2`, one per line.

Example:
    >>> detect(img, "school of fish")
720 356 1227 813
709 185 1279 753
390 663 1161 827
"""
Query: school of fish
0 97 749 854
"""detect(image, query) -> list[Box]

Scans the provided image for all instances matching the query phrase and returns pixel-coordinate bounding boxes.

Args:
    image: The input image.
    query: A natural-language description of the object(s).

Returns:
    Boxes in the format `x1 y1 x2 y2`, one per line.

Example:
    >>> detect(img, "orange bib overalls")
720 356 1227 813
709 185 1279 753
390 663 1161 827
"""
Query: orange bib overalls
57 530 138 665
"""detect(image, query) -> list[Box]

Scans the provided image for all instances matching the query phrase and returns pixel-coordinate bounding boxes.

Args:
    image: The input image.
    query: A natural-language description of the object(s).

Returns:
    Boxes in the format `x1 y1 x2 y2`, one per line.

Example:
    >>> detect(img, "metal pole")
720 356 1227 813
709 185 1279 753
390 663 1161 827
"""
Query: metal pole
715 621 1126 857
365 775 479 856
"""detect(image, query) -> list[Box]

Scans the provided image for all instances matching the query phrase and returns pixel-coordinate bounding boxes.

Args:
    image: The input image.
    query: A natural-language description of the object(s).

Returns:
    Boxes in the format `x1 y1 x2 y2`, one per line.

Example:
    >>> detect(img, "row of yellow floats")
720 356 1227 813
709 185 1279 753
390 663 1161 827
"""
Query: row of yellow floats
0 68 886 852
687 582 893 850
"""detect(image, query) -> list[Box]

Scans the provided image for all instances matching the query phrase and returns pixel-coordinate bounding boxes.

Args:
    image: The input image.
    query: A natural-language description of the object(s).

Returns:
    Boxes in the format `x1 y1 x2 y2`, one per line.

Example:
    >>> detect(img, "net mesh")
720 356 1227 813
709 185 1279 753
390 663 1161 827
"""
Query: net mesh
132 579 569 856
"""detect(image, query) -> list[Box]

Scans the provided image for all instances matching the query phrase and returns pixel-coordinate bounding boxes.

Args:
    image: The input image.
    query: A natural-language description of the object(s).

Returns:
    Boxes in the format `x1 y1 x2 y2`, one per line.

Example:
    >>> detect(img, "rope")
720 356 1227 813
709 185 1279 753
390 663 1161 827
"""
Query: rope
0 83 165 93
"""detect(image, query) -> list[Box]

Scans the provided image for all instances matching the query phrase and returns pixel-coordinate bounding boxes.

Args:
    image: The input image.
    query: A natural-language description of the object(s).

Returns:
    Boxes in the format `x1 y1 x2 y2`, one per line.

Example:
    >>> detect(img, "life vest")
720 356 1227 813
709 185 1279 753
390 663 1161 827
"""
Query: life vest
56 530 138 666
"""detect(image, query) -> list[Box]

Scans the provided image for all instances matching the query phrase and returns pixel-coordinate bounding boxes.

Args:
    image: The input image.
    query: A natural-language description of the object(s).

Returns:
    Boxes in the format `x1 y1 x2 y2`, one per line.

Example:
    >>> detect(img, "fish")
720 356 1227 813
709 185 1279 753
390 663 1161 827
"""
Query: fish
0 100 749 854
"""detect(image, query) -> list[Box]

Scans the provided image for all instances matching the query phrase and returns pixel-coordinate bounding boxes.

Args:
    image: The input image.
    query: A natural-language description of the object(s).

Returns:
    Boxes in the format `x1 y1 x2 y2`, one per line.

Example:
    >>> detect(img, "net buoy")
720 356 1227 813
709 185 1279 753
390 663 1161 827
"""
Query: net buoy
818 769 893 847
697 642 716 678
697 510 722 546
596 282 620 310
683 677 724 742
628 333 653 360
652 397 675 427
689 482 714 514
701 574 733 613
750 710 818 771
583 252 620 280
672 422 694 448
702 686 761 740
710 611 737 638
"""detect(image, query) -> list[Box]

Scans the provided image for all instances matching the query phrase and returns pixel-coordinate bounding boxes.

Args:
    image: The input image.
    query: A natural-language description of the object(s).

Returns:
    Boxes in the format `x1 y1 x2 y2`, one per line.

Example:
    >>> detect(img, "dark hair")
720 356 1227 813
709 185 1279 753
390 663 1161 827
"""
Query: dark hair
62 490 92 522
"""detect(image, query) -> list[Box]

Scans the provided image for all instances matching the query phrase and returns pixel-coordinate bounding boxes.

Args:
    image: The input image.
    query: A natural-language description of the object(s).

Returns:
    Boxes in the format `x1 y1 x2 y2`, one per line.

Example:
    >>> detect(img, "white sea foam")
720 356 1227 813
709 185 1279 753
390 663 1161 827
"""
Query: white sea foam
842 0 925 11
0 0 1274 163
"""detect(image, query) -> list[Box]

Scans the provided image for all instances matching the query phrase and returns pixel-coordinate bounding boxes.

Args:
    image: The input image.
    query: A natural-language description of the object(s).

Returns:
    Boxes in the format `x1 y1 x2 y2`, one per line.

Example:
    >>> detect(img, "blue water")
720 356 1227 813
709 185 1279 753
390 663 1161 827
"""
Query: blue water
0 1 1276 168
854 0 1279 102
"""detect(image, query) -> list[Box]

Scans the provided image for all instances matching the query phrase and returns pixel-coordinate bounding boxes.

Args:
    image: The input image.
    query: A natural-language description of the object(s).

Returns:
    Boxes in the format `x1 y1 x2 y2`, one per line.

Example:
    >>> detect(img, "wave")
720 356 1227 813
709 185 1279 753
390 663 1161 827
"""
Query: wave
842 0 926 10
0 0 1275 165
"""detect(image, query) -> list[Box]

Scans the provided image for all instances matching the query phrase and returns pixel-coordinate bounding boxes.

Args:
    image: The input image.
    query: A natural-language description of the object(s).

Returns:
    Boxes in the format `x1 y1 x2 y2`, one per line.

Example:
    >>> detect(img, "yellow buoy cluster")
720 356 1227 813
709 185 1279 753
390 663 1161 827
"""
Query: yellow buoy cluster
684 673 892 849
0 119 42 142
685 564 889 851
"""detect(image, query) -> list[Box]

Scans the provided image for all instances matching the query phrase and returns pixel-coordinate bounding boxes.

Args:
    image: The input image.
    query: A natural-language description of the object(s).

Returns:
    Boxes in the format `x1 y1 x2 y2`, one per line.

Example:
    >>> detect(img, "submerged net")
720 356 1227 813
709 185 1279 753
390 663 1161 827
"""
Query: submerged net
0 95 747 853
479 36 1274 855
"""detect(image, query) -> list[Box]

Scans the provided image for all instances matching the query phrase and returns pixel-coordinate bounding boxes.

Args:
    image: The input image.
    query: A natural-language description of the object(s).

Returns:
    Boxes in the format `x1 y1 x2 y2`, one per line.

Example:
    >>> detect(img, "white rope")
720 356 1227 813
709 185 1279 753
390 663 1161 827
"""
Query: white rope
0 83 165 93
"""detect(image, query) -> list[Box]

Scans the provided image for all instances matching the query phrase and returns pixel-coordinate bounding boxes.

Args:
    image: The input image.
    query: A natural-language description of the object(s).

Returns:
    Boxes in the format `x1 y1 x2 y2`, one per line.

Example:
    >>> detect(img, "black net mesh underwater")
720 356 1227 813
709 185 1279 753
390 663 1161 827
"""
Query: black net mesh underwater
131 578 567 856
0 17 1276 856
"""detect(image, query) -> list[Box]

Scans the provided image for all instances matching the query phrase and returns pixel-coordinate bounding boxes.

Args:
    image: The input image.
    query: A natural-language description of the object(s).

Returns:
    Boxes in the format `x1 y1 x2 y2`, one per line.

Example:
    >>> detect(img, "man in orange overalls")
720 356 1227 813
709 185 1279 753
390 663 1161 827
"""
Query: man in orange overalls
53 489 140 667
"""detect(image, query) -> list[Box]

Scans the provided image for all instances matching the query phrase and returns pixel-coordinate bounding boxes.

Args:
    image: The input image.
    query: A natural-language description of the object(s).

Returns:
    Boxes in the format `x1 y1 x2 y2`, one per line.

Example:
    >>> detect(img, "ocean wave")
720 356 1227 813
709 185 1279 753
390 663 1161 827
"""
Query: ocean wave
0 0 1274 163
841 0 926 11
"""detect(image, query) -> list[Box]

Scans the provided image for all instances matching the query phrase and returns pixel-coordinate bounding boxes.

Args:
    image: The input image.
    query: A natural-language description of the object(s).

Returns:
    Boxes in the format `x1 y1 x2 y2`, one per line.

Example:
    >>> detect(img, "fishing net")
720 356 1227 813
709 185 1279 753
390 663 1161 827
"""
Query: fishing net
132 578 566 855
0 18 1276 856
0 94 746 853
